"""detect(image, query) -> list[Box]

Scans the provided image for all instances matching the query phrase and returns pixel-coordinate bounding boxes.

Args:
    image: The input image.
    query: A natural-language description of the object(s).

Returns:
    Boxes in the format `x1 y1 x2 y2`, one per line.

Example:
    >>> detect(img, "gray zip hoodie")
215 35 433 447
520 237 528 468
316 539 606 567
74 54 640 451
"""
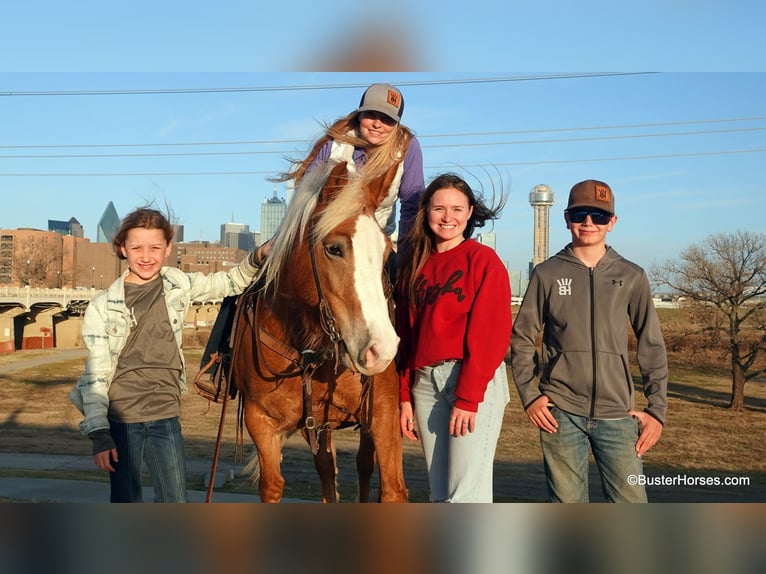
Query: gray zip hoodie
511 245 668 424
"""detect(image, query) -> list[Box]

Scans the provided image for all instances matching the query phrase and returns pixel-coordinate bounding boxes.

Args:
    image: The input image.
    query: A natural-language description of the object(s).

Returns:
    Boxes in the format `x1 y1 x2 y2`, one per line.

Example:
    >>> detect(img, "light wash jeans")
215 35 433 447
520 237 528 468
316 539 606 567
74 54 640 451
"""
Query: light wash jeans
540 407 647 503
109 417 188 503
412 361 510 503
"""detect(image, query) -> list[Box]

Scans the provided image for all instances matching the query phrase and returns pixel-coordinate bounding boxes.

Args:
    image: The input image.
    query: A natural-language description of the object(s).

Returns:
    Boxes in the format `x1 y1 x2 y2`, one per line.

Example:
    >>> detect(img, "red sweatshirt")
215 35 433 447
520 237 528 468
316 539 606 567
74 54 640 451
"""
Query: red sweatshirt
397 239 512 412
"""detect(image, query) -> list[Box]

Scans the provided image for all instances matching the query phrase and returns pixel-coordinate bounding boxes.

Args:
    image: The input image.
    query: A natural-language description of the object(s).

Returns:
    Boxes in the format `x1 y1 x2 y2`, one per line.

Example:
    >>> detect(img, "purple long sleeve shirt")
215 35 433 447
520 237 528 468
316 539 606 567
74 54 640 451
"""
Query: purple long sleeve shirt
307 136 425 246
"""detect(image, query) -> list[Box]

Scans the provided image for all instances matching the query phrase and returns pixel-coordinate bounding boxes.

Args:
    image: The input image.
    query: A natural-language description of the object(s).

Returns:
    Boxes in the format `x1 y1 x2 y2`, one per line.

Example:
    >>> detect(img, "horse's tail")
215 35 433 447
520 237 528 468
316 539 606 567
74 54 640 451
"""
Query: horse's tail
241 448 261 487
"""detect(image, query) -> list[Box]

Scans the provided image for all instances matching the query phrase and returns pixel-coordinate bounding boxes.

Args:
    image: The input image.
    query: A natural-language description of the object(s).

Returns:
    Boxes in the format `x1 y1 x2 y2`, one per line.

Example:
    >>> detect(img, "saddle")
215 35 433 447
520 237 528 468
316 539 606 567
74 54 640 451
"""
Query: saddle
194 294 243 403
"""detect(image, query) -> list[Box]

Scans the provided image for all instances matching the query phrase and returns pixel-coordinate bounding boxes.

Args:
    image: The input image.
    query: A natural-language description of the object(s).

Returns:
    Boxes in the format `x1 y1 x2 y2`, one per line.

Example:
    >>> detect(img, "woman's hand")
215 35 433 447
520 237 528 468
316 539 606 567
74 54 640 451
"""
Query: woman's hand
450 407 476 437
400 401 418 441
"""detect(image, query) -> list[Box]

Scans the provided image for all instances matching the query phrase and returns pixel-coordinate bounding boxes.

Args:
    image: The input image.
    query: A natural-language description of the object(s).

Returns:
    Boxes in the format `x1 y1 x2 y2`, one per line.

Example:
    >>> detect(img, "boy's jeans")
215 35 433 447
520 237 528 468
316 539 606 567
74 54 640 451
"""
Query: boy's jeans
540 407 647 503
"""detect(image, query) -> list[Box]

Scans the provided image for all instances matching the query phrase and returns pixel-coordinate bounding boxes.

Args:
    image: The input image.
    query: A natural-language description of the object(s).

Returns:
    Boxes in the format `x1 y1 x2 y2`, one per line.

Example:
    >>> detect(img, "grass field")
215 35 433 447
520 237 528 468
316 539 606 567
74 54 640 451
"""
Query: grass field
1 307 764 502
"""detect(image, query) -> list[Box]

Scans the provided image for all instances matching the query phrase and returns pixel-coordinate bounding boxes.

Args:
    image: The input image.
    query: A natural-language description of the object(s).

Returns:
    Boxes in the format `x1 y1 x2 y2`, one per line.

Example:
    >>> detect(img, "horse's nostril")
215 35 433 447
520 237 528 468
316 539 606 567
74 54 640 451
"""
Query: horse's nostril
360 336 398 372
363 345 380 368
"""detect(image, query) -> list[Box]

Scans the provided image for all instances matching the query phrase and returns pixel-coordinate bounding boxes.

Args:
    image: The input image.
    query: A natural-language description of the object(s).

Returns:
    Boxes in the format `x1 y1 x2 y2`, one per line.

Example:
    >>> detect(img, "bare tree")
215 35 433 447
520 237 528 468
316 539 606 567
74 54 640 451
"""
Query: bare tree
12 237 61 287
651 231 766 410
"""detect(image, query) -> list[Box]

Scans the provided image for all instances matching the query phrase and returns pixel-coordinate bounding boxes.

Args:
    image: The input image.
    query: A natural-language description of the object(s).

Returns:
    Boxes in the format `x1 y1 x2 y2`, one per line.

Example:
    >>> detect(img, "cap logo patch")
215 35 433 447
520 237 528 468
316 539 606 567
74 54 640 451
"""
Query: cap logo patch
386 89 401 108
594 184 611 203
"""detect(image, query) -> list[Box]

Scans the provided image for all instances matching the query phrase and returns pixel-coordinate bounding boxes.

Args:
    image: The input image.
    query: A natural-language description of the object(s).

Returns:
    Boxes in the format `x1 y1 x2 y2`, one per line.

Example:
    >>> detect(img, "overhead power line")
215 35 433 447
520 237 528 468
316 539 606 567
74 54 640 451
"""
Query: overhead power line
0 73 652 97
418 116 766 138
0 116 763 152
1 126 764 159
1 148 763 177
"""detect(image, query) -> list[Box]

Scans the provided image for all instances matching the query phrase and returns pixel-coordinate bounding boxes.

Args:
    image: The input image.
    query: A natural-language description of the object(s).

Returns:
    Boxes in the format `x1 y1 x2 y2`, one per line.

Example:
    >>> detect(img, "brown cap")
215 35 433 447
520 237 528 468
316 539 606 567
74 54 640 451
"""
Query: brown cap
567 179 614 213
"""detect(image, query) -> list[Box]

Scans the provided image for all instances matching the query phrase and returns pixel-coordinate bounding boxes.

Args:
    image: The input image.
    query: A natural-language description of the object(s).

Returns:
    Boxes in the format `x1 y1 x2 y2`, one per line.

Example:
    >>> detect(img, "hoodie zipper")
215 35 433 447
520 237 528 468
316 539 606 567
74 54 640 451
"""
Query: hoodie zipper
589 267 597 418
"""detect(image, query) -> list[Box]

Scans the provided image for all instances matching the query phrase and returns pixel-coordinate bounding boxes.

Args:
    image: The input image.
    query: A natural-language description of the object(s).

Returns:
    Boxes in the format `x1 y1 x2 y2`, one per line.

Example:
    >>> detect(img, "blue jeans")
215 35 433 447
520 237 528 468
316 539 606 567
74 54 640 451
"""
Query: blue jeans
412 361 509 503
540 407 646 503
109 417 188 503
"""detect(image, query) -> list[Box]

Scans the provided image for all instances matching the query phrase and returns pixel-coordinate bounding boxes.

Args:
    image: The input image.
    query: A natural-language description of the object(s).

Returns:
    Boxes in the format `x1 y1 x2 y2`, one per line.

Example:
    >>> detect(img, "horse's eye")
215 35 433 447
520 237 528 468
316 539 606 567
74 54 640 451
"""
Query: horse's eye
325 244 344 258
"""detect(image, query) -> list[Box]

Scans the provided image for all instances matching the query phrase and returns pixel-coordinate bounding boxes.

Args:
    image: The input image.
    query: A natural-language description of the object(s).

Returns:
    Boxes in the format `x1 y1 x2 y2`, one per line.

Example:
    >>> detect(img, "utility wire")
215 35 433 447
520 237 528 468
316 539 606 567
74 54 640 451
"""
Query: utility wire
2 148 763 176
1 116 763 149
2 126 763 159
0 73 652 97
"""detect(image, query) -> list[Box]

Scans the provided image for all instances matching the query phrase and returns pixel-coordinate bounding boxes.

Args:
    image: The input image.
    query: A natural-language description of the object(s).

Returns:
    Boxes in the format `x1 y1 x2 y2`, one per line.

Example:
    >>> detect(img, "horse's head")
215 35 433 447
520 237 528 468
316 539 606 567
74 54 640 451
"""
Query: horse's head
263 161 400 376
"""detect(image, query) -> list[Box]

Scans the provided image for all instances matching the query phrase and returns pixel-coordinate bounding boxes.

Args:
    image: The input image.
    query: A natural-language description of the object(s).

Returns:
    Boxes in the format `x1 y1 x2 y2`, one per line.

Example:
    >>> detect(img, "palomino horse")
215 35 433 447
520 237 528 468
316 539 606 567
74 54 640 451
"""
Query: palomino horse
231 161 408 503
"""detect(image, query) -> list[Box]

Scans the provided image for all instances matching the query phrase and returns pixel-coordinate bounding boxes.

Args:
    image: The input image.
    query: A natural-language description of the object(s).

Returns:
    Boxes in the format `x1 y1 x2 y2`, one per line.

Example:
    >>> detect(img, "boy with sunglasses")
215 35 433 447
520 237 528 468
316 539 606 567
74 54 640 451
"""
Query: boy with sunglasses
511 179 668 502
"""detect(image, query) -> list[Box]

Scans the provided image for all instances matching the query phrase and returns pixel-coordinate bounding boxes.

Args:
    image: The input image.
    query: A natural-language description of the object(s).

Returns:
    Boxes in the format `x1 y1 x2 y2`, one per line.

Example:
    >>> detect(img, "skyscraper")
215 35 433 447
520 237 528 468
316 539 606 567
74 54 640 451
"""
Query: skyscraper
48 217 84 238
97 201 120 243
528 184 555 271
476 231 497 250
261 186 287 241
172 224 184 243
220 222 254 251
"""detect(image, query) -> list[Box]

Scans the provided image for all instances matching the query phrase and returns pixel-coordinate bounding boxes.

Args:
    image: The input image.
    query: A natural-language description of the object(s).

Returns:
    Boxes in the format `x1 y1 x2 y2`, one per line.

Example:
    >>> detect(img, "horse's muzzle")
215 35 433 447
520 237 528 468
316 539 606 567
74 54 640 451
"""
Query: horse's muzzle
352 334 399 376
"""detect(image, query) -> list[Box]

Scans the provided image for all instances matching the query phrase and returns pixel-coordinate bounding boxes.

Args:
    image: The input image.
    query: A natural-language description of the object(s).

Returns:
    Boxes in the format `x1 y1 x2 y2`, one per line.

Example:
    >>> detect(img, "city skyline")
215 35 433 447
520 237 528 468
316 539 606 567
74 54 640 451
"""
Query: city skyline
2 72 765 276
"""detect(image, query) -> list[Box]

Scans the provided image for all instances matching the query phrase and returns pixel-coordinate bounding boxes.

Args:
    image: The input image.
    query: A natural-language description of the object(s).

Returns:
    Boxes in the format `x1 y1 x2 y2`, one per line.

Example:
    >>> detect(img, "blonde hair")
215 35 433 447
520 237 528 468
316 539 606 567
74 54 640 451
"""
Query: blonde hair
274 111 413 185
260 162 367 291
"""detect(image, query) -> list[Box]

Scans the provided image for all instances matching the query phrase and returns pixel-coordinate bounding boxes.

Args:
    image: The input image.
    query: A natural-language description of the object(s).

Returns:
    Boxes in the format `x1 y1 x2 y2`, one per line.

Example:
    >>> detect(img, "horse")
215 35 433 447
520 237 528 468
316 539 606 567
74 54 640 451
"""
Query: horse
230 161 408 503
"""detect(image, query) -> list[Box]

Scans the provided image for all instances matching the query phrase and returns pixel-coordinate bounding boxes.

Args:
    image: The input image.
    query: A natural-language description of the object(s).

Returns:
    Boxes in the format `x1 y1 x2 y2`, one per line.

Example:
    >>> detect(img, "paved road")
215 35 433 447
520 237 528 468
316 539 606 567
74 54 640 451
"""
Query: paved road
0 452 310 503
0 348 87 374
0 350 301 503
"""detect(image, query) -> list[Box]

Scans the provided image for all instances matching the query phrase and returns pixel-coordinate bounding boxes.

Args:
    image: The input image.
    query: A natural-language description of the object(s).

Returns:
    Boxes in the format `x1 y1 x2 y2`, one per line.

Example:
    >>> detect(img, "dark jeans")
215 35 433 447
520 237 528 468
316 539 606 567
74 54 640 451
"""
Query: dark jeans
109 417 187 503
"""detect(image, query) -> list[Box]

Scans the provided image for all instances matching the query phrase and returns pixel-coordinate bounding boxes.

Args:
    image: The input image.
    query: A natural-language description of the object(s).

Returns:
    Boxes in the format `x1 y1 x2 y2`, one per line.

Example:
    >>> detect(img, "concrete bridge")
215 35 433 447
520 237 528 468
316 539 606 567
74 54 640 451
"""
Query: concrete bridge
0 286 222 354
0 287 93 353
0 286 94 313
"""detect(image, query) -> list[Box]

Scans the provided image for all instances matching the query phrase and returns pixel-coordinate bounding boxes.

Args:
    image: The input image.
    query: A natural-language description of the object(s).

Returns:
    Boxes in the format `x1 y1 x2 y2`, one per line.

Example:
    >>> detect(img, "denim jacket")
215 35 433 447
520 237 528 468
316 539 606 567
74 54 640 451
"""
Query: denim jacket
68 259 258 435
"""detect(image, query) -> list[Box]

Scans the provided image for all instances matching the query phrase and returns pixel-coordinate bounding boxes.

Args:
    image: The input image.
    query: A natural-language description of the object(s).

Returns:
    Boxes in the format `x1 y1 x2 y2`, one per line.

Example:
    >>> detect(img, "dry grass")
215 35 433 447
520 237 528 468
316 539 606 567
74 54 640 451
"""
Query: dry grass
1 310 765 502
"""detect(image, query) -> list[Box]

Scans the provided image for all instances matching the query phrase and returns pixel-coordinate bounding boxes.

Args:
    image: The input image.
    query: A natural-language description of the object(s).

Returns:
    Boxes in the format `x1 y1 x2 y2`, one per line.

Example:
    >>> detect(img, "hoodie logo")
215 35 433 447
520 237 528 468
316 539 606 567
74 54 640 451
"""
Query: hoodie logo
557 278 572 296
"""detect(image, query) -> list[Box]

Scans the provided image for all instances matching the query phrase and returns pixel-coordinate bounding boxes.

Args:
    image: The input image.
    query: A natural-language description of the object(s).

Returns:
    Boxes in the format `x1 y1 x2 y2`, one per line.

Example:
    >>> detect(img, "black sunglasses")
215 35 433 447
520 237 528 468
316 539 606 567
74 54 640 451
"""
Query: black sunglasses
567 209 613 225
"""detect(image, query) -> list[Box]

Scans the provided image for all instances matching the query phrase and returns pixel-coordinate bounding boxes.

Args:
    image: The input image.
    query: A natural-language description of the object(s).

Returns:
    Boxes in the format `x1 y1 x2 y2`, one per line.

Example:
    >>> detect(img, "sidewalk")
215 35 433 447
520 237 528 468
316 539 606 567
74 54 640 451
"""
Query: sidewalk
0 452 308 503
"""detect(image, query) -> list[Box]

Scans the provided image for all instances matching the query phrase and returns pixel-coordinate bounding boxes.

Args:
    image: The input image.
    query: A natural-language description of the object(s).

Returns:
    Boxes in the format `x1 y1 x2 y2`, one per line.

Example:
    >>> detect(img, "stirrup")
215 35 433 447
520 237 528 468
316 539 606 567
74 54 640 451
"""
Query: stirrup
194 352 228 403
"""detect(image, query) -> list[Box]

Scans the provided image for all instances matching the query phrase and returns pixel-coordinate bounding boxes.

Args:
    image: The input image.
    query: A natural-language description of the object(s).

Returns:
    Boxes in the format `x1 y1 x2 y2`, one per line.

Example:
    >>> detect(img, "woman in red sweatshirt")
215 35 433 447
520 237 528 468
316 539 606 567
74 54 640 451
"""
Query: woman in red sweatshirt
397 173 511 502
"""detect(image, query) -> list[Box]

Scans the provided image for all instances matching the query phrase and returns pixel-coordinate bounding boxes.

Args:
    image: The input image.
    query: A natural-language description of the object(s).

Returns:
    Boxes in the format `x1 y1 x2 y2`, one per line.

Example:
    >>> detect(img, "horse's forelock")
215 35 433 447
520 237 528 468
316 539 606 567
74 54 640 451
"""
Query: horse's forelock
260 166 326 290
260 162 371 291
313 176 367 242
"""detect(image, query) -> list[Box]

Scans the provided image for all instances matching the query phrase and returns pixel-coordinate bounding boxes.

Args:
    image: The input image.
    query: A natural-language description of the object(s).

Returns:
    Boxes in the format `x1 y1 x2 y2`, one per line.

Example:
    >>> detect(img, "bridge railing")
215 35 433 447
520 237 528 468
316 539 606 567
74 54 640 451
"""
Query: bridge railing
0 286 95 309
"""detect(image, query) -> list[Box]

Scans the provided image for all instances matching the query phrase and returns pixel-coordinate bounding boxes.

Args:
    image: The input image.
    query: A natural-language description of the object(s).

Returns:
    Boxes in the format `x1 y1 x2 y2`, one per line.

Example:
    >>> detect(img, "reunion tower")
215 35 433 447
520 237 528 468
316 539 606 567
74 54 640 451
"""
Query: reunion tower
528 184 555 271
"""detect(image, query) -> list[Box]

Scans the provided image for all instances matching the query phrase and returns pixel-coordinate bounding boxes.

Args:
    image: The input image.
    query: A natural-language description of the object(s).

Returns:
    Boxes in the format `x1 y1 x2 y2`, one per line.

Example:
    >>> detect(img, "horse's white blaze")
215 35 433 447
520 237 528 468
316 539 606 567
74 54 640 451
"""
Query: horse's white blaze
350 215 399 373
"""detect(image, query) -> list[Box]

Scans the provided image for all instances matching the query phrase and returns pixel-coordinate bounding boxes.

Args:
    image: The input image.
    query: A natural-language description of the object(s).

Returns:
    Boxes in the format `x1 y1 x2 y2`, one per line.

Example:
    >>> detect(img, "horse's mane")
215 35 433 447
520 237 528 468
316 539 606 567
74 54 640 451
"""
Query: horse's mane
259 161 367 291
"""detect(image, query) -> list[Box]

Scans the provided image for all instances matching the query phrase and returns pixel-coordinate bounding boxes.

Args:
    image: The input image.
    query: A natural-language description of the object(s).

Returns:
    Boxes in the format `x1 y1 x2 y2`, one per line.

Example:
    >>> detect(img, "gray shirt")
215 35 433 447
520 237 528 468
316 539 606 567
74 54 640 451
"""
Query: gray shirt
108 277 183 423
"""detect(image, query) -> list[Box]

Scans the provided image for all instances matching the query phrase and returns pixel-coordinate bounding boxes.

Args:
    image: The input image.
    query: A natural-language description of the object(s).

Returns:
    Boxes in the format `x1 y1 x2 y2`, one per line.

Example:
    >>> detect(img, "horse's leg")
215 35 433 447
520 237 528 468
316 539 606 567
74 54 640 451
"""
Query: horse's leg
370 396 408 503
304 428 339 503
242 401 285 503
357 430 376 503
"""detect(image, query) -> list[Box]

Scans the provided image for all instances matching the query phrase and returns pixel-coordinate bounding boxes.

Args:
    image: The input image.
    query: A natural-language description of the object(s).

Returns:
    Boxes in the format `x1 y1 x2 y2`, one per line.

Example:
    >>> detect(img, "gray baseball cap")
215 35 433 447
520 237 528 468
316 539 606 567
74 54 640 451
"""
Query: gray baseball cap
357 83 404 123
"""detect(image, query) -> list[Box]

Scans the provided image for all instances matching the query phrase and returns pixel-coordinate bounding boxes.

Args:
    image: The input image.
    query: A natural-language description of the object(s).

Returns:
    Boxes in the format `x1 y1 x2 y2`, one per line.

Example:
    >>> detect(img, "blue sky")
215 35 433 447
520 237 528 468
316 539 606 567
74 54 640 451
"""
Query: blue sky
1 72 764 276
1 3 764 277
2 2 765 71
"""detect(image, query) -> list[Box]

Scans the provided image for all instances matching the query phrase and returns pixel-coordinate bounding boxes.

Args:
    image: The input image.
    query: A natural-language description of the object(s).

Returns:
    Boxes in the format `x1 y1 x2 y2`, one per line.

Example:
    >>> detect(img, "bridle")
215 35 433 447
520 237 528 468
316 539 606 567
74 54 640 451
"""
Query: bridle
245 214 376 454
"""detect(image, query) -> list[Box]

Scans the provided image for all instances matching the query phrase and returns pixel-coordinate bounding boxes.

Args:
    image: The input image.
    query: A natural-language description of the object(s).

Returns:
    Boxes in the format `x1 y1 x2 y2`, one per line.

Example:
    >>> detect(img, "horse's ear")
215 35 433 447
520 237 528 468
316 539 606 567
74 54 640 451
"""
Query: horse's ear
366 162 400 210
320 162 350 204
